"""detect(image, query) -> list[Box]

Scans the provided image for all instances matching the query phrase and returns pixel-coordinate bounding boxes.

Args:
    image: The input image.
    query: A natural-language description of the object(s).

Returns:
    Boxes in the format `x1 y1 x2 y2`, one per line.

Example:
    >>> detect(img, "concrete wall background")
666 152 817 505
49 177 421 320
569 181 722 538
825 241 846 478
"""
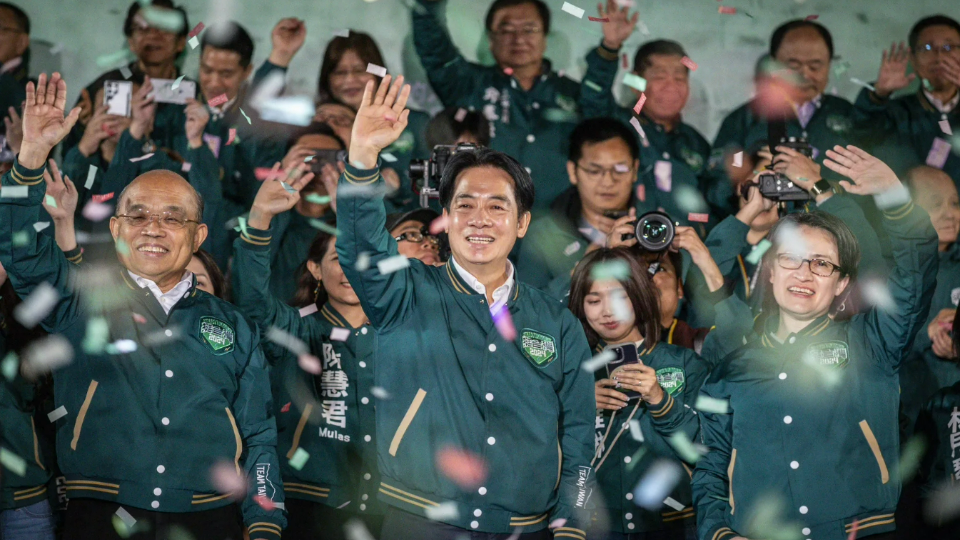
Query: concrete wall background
21 0 960 140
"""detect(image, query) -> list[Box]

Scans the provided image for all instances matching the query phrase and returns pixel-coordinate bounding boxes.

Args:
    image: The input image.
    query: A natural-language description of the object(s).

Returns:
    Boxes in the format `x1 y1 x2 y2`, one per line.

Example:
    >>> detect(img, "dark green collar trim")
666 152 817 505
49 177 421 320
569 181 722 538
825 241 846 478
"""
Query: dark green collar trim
761 313 832 347
320 303 349 328
444 262 478 296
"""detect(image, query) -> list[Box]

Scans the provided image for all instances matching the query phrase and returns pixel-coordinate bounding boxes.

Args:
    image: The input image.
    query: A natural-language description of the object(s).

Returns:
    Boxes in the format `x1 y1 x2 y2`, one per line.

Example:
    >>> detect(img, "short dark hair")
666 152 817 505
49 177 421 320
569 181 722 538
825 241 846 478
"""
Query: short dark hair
568 117 640 164
317 31 386 106
770 20 835 59
0 2 29 34
633 40 687 76
764 210 861 282
426 107 491 149
438 147 535 217
568 247 661 350
289 230 337 308
485 0 551 35
288 122 346 149
192 249 225 299
908 15 960 52
201 22 254 68
123 0 189 38
116 173 204 221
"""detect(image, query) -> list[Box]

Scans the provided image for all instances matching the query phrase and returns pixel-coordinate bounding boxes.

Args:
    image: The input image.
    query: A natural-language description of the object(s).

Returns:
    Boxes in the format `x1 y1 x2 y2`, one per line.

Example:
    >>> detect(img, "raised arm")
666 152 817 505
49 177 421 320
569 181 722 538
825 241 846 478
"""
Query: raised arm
579 0 639 120
336 76 417 331
823 145 939 372
411 0 484 106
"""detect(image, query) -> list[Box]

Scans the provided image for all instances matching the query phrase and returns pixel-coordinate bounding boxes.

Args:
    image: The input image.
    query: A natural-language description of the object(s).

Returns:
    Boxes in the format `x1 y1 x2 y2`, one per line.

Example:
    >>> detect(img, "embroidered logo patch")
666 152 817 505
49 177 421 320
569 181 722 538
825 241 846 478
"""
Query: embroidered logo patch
826 115 853 133
199 316 235 355
680 148 704 173
656 367 686 396
521 329 557 368
806 340 849 368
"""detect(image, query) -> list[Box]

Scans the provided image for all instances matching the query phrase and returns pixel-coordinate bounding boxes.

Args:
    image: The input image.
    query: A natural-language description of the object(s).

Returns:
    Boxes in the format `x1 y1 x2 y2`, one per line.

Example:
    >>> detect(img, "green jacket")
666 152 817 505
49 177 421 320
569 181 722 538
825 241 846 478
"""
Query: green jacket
692 199 939 540
260 212 336 305
336 160 596 537
382 109 432 213
0 160 286 539
231 226 384 517
914 379 960 502
412 0 583 213
580 45 716 226
590 341 708 534
852 88 960 184
709 95 860 218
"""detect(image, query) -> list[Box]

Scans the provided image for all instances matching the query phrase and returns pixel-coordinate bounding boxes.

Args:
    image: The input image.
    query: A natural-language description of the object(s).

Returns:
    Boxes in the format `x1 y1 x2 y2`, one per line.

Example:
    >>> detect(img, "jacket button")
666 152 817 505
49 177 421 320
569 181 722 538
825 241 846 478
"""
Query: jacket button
802 528 811 535
364 435 372 442
487 437 496 445
154 488 162 496
362 397 369 404
161 417 170 425
488 344 496 352
784 416 793 424
471 521 479 529
790 461 799 469
151 501 159 509
478 487 487 495
359 361 367 368
625 493 633 500
789 336 796 344
165 329 173 337
624 456 631 464
625 513 632 519
157 465 165 473
627 523 635 530
362 494 368 501
360 504 366 511
361 327 368 335
799 506 808 514
364 473 372 480
485 393 494 401
779 372 787 380
526 134 535 143
165 370 174 378
474 509 482 517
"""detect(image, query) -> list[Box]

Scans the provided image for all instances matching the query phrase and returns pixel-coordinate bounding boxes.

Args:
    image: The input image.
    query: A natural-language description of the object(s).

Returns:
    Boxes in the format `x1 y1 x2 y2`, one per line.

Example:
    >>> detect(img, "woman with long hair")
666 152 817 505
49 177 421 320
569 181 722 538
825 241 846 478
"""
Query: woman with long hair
568 248 708 540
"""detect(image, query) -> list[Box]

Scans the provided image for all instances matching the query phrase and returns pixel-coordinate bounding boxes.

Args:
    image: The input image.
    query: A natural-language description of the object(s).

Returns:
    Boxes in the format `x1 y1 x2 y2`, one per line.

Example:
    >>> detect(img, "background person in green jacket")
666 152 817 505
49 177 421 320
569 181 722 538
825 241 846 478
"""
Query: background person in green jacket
1 73 286 540
0 1 30 158
335 75 596 540
692 146 939 540
568 248 707 539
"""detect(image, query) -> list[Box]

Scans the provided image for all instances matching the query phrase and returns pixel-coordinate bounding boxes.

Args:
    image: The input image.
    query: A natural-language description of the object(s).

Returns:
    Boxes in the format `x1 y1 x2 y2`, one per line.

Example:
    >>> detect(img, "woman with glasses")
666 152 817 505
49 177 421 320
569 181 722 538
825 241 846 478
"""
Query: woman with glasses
317 31 430 212
692 146 940 540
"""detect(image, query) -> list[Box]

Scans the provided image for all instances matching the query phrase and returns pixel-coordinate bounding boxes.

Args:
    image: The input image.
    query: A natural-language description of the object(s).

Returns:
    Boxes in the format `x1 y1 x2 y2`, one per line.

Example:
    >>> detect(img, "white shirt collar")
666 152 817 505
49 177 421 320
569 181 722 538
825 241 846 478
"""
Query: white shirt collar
0 57 22 75
923 89 960 113
450 257 515 314
128 270 194 314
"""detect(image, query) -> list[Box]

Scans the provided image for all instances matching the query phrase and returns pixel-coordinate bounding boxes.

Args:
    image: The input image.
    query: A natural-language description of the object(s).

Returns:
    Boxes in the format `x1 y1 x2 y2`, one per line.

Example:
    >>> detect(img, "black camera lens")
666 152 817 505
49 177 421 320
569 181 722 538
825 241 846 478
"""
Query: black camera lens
635 211 675 252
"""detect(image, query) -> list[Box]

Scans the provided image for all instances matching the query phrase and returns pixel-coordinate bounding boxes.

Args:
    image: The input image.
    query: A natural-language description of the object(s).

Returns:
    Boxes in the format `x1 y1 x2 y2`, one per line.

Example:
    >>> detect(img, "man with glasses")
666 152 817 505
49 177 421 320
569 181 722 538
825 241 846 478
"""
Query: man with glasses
854 15 960 190
0 2 29 165
0 73 286 540
413 0 608 212
388 208 443 266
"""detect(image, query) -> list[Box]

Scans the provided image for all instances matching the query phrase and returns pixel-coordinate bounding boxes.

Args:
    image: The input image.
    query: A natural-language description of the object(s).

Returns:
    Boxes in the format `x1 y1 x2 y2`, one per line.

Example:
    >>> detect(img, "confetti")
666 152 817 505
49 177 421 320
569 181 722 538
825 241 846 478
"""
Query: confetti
745 239 772 265
82 317 110 354
629 117 646 139
429 215 449 236
210 461 247 500
333 29 350 38
805 15 819 21
309 219 339 236
298 353 322 374
1 352 17 381
628 419 643 442
926 137 951 169
239 108 251 124
861 279 895 313
654 161 672 192
549 519 568 529
304 193 331 205
680 56 698 71
188 22 205 38
622 73 647 92
129 153 154 162
344 519 376 540
106 339 138 354
48 406 68 422
266 326 308 356
588 17 609 22
591 260 630 281
632 459 682 510
92 192 115 203
366 63 387 77
663 497 685 511
633 93 647 115
14 282 60 328
381 152 397 163
733 151 743 168
718 6 737 14
454 108 467 122
33 221 50 233
939 120 953 136
504 67 514 76
227 128 236 145
297 304 318 319
254 168 280 181
1 185 28 198
85 164 98 189
331 327 351 341
897 435 926 483
21 335 73 378
280 402 291 413
119 65 133 80
356 252 372 272
0 447 26 476
188 36 199 49
436 446 488 489
849 78 876 92
583 79 602 92
695 395 729 414
873 184 911 210
181 162 191 173
377 255 410 275
614 163 630 173
254 495 277 511
667 432 704 463
561 2 585 18
208 93 228 107
370 386 391 400
636 183 646 202
582 350 616 372
132 313 147 324
424 501 460 521
492 304 517 341
96 48 135 69
563 241 582 256
141 5 185 33
280 181 296 194
288 448 310 470
687 213 709 223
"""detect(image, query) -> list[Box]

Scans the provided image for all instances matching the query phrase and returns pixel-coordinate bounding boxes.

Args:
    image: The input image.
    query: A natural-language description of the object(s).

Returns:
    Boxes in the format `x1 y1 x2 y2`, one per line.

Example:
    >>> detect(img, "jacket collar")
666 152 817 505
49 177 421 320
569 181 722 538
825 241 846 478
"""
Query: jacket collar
594 340 657 356
916 87 960 116
119 269 200 322
443 261 521 304
758 312 832 348
319 302 353 329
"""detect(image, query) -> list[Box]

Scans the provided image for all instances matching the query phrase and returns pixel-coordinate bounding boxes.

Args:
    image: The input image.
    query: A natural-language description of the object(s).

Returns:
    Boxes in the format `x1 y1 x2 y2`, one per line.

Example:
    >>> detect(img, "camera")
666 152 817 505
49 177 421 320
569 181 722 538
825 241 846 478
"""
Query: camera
308 149 348 175
631 211 677 252
740 136 815 202
409 143 479 208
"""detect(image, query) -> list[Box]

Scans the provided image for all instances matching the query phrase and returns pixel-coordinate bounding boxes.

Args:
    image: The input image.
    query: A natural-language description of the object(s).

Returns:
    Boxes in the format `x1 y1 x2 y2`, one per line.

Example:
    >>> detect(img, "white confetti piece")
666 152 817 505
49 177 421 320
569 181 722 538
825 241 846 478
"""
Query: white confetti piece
14 282 60 328
356 252 371 272
1 185 28 198
1 352 17 381
695 395 729 414
172 75 185 90
48 406 68 422
667 432 704 463
381 152 397 163
370 387 391 400
629 116 646 139
299 304 319 318
939 120 953 136
119 65 133 80
611 292 632 322
106 339 138 354
333 29 351 38
209 461 247 500
85 164 98 189
21 335 73 377
663 497 685 511
454 108 467 122
632 459 682 510
591 260 630 280
563 241 581 256
366 63 387 77
33 222 50 233
188 35 199 49
82 201 113 222
561 1 585 18
849 77 876 92
622 73 647 92
861 279 896 313
298 353 322 374
733 151 743 168
582 350 616 372
266 326 308 356
288 447 309 470
745 239 772 265
873 184 911 210
377 255 410 275
424 501 460 521
628 419 644 442
330 327 351 342
0 447 26 476
129 153 155 162
344 519 376 540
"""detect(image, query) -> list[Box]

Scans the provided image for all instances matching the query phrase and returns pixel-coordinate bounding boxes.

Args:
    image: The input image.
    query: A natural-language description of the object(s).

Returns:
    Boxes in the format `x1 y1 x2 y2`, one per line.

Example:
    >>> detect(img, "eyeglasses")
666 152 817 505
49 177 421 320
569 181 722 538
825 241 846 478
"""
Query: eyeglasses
394 229 439 245
490 26 543 39
917 43 959 56
575 163 635 183
776 253 842 277
116 211 199 230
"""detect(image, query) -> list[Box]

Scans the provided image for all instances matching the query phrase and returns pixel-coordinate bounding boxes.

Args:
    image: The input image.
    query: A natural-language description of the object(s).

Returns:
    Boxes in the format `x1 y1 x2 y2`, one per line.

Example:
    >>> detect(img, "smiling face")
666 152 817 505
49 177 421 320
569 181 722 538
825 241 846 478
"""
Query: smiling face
186 256 214 295
443 166 530 270
637 54 690 123
584 279 641 345
769 225 849 323
127 9 185 68
912 168 960 250
328 49 377 110
567 137 636 217
912 24 960 92
308 237 360 306
199 47 252 103
109 172 208 290
775 26 832 104
313 102 356 146
488 2 547 71
391 220 441 266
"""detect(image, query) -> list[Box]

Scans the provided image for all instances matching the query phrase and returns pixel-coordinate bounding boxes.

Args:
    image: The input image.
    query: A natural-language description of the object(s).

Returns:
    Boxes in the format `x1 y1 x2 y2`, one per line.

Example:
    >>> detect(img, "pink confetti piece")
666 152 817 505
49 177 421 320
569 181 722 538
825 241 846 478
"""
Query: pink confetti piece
129 153 154 162
681 56 698 71
298 304 319 318
208 93 228 107
82 201 113 222
366 63 387 77
504 67 514 76
939 119 953 135
280 402 291 413
848 519 859 540
254 495 276 511
181 162 192 173
805 15 819 21
733 151 743 168
298 353 322 374
188 22 205 38
132 313 147 324
718 6 737 14
92 192 114 203
549 519 568 529
687 213 709 223
429 215 449 236
622 54 628 68
492 305 517 341
633 93 647 115
254 167 282 181
330 327 351 342
210 461 247 500
227 128 236 145
588 17 610 22
636 183 646 202
436 447 488 489
454 108 467 122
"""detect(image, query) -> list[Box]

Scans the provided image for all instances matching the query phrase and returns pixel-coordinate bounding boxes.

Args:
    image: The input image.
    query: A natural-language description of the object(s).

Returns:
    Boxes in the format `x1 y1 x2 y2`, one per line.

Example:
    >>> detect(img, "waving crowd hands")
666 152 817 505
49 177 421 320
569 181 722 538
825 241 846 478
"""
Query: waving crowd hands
18 73 81 170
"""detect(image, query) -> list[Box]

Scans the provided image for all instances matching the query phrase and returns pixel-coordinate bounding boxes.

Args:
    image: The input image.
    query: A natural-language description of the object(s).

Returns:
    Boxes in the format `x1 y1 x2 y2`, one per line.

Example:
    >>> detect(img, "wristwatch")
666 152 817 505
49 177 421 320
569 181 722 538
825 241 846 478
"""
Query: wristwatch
809 179 833 197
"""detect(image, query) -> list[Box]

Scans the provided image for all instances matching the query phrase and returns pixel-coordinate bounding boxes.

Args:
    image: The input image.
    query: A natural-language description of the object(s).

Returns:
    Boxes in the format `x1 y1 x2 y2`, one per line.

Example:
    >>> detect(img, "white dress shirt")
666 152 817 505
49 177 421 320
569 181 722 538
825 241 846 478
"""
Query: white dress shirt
449 257 515 314
923 89 960 114
128 270 194 314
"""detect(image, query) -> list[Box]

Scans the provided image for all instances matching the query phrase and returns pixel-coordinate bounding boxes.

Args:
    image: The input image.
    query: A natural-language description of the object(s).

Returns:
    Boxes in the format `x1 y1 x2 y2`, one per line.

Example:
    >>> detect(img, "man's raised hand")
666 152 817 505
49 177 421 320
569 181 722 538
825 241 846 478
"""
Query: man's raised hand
823 145 901 196
874 42 915 98
348 75 411 169
247 161 315 230
20 73 82 169
599 0 639 51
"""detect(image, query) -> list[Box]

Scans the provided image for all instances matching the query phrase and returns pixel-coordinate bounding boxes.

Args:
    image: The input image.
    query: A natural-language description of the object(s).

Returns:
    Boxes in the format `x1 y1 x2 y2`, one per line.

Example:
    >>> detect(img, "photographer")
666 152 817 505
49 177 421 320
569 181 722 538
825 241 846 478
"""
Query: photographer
568 248 707 539
692 146 939 540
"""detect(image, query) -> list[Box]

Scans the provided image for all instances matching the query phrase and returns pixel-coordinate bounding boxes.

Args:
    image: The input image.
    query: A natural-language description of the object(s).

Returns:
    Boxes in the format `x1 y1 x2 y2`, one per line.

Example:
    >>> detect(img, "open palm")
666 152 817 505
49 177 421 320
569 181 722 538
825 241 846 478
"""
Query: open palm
823 145 900 196
875 42 915 96
42 159 78 222
349 75 411 167
599 0 639 50
23 73 81 153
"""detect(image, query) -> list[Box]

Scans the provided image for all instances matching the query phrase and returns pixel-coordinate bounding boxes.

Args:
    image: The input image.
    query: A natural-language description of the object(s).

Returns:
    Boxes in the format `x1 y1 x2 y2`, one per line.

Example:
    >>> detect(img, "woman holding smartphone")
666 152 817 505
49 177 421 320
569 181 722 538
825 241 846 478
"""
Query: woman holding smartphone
569 247 709 540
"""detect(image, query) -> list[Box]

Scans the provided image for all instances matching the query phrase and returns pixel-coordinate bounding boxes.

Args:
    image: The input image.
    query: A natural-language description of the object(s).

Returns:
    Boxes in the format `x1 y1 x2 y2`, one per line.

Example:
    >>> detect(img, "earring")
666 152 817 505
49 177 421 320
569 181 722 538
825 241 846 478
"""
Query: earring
314 283 321 303
838 300 846 312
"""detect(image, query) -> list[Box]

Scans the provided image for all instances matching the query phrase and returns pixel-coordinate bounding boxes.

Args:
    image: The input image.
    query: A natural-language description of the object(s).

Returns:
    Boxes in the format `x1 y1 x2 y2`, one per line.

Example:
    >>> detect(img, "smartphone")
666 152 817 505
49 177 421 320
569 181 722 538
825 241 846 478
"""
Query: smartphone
605 343 641 401
103 80 132 117
149 78 197 105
